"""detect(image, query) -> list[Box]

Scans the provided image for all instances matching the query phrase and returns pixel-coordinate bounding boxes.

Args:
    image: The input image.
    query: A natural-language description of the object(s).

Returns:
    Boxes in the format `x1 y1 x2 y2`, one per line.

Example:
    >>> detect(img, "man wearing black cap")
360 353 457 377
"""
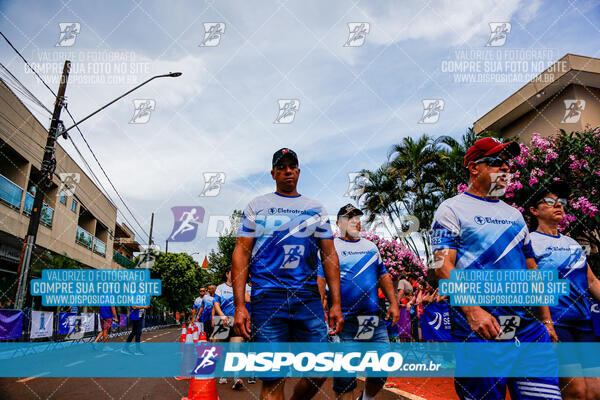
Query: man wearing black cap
231 148 343 399
318 204 399 400
430 137 560 400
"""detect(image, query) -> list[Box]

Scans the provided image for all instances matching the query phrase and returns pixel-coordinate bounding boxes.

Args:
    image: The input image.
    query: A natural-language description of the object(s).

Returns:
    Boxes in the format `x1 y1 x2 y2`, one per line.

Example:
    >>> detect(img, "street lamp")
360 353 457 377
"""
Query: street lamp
14 65 182 309
60 72 183 136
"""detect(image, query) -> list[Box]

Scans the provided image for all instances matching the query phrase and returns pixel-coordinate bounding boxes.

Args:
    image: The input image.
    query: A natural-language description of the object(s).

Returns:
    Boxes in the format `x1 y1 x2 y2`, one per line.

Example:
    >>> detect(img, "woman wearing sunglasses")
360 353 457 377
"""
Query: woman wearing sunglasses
528 181 600 400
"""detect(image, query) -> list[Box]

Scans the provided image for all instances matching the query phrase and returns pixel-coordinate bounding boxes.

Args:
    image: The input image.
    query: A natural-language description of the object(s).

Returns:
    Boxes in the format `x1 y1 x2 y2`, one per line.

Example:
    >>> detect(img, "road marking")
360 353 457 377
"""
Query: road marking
94 353 109 358
65 360 84 367
17 372 50 382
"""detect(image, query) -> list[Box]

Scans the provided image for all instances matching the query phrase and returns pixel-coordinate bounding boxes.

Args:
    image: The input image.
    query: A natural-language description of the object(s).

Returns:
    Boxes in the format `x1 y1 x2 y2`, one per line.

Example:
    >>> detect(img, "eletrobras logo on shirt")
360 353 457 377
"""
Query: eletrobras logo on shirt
341 250 370 256
473 216 518 226
267 207 312 215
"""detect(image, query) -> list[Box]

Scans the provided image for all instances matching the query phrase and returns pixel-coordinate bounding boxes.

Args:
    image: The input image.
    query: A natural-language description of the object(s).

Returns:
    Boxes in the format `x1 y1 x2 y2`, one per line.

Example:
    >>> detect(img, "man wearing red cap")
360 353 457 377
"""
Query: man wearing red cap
430 137 561 400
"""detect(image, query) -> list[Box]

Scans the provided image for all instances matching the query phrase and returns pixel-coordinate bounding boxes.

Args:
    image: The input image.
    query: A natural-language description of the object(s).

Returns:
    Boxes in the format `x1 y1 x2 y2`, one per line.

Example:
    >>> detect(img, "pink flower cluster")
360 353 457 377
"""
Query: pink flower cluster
569 155 589 170
570 196 598 217
584 145 596 154
512 144 530 166
361 231 426 280
558 214 577 232
530 133 550 150
457 183 468 194
528 168 546 187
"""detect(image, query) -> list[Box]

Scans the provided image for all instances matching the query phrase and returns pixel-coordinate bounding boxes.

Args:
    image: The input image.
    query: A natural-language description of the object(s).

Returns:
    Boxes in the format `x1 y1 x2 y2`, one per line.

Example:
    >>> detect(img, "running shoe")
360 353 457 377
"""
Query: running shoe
232 378 243 390
218 378 227 384
247 377 256 384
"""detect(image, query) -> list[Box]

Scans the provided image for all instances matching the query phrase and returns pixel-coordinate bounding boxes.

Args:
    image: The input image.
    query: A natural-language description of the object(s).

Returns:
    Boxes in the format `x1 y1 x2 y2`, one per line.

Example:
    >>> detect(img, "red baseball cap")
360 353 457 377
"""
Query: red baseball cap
464 137 520 167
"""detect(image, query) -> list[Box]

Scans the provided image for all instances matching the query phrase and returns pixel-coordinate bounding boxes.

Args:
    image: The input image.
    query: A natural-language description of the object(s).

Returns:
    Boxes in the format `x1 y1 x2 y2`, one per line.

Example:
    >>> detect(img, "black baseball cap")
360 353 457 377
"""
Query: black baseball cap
337 204 364 220
272 148 298 168
527 181 571 208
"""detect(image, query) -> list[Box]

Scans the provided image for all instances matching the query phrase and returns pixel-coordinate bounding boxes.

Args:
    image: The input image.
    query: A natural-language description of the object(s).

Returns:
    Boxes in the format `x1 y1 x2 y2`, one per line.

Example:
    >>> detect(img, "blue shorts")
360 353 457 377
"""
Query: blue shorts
555 323 599 343
250 289 328 343
332 315 389 394
555 323 600 370
454 322 560 400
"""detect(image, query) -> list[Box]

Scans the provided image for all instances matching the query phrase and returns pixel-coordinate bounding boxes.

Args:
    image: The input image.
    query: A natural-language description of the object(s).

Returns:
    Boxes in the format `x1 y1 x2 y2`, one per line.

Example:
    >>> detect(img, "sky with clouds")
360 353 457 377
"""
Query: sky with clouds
1 0 599 262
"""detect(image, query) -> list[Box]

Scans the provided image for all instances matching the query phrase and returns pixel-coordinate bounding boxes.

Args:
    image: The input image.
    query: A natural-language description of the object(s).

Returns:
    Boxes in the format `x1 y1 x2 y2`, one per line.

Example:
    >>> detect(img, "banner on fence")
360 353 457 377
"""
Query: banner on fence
119 314 128 327
30 311 54 339
58 312 77 335
80 313 95 333
421 302 452 341
0 309 23 340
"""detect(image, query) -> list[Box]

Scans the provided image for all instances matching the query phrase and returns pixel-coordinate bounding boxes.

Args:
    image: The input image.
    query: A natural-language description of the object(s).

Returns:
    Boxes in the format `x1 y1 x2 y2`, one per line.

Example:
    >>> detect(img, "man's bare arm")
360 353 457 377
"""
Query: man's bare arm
434 248 501 339
379 273 400 325
526 257 557 342
318 238 343 334
232 236 254 308
232 236 254 339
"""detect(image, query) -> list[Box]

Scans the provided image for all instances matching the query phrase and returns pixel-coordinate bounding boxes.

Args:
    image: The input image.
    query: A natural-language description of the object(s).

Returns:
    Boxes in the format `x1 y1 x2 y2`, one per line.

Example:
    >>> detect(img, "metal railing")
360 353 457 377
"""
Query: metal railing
113 250 136 268
75 226 93 249
0 173 23 209
23 193 54 227
93 237 106 256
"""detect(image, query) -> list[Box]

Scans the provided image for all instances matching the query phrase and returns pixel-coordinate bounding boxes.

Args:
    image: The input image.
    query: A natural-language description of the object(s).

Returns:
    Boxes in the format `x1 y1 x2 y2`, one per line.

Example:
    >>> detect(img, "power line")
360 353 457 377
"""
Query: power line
0 63 52 114
0 114 147 242
0 98 147 245
0 31 150 243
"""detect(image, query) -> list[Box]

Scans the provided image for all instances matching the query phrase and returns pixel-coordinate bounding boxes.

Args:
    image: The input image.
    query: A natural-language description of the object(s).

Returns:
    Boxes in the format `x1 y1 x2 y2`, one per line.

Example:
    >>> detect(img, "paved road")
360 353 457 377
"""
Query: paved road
0 327 413 400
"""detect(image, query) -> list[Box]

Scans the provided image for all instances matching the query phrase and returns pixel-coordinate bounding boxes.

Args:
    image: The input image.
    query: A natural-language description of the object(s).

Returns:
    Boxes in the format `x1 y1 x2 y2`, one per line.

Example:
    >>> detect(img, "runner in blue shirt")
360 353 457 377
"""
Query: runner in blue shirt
213 268 250 390
191 287 207 332
528 182 600 400
231 148 343 400
431 138 560 400
193 285 216 339
318 204 399 400
121 305 149 356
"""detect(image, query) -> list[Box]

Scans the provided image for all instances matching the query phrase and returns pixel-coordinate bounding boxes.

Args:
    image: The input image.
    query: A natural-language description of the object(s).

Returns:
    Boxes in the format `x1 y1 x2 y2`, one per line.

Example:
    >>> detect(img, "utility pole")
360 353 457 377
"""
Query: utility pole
148 212 154 248
15 60 71 309
165 239 168 254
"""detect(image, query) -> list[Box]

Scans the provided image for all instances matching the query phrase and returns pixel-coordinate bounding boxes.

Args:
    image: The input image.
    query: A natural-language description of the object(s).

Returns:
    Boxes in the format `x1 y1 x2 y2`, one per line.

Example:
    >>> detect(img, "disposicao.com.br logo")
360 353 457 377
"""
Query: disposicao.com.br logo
223 351 440 374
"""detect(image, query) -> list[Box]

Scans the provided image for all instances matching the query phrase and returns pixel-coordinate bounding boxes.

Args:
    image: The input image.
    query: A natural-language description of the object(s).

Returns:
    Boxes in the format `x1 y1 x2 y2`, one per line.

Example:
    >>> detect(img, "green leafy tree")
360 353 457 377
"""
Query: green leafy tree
150 252 200 312
207 210 242 285
31 251 84 276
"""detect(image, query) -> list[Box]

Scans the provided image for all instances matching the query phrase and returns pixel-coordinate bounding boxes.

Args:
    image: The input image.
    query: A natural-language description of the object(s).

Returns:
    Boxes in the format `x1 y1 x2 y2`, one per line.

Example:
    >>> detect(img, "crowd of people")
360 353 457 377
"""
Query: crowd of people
182 142 600 400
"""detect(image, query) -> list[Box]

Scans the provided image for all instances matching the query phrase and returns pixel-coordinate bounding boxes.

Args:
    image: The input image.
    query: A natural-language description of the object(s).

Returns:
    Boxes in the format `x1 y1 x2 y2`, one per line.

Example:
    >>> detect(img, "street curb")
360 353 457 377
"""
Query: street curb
356 377 429 400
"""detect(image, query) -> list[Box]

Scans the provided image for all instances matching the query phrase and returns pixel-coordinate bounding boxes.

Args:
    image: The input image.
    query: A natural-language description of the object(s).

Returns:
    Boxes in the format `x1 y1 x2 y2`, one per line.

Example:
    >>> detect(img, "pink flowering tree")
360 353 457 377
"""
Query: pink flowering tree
505 128 600 268
362 231 427 281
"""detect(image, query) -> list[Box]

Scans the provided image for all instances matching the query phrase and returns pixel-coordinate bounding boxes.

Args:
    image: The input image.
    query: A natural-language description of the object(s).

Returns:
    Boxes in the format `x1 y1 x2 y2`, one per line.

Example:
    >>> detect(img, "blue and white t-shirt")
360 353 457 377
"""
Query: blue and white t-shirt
199 295 214 323
530 231 591 330
214 283 251 316
318 237 388 317
238 192 333 296
431 192 537 339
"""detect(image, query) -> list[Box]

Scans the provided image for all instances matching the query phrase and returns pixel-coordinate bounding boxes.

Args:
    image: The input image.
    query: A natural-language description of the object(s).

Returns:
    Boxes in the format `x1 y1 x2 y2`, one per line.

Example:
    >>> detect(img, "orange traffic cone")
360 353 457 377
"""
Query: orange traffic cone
180 324 187 343
182 377 218 400
192 327 199 343
185 327 194 343
198 331 207 343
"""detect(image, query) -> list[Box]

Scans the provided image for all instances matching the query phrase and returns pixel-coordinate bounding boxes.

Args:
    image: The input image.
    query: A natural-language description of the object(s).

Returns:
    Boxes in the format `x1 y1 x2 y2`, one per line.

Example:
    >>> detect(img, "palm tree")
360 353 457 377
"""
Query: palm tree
388 135 442 229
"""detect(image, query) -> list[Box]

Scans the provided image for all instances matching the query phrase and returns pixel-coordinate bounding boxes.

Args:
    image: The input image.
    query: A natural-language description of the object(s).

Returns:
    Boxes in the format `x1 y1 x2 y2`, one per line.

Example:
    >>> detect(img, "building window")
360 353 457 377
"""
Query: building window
71 199 77 212
60 194 66 205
